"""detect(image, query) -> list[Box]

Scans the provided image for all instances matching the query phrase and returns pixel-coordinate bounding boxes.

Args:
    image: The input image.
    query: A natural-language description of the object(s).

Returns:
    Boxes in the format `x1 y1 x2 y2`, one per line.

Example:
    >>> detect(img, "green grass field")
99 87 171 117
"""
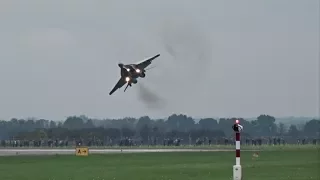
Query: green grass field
0 148 319 180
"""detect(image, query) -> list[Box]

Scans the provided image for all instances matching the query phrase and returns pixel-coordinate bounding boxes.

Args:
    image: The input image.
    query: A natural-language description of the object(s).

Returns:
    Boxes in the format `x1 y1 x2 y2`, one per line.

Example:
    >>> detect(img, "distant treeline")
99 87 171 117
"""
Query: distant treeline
0 114 319 144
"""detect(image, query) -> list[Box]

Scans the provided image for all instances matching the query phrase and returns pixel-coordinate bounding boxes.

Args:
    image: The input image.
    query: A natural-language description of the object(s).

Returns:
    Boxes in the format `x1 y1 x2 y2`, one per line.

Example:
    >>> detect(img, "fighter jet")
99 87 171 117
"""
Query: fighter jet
109 54 160 95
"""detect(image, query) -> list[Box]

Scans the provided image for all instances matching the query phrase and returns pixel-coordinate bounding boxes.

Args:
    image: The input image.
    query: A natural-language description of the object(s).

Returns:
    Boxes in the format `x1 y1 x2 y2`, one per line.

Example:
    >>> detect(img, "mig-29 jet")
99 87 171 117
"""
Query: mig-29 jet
109 54 160 95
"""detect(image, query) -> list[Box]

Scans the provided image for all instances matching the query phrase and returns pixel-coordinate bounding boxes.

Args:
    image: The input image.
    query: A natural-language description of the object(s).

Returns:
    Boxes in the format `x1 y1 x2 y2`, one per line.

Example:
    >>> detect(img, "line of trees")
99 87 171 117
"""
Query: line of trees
1 114 319 143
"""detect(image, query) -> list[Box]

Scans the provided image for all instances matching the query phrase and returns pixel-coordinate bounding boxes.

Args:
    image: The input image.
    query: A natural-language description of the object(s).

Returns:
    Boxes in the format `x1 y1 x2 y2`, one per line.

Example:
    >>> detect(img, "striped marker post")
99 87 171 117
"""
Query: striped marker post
235 132 241 165
233 119 242 180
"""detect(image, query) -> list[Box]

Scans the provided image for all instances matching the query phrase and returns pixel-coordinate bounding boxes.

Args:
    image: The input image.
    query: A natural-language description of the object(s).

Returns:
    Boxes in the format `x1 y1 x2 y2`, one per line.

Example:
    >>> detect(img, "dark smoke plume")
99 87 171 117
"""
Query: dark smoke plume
160 19 213 75
136 83 166 109
158 18 213 94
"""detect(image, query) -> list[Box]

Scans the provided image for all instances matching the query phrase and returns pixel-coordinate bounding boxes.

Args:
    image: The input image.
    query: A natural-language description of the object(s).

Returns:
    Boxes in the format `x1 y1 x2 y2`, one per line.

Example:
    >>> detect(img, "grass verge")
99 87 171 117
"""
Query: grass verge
0 148 318 180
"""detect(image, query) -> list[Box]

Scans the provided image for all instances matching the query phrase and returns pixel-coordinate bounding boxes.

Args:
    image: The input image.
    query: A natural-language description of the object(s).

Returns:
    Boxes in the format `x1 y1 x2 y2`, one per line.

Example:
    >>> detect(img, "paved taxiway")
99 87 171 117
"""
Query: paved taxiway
0 148 235 156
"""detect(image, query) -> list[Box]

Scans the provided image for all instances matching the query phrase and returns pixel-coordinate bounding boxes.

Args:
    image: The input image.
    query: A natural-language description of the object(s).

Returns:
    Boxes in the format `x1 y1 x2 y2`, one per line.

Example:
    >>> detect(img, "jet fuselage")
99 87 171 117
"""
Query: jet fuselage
118 63 139 84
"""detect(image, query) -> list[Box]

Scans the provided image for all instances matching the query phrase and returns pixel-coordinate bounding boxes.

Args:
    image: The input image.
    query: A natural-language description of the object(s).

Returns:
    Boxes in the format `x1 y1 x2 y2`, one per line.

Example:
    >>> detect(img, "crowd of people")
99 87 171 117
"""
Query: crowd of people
1 136 318 148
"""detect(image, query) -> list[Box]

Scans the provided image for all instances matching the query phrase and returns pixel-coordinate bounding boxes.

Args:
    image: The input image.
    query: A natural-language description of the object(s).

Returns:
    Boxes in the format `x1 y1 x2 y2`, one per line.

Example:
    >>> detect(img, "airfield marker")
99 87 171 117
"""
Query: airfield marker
233 119 242 180
236 132 240 165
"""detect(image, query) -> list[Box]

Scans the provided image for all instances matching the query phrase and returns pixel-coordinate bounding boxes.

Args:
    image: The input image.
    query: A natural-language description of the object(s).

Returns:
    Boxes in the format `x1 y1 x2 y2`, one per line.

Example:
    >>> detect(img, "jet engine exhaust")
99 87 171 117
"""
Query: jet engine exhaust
137 83 165 109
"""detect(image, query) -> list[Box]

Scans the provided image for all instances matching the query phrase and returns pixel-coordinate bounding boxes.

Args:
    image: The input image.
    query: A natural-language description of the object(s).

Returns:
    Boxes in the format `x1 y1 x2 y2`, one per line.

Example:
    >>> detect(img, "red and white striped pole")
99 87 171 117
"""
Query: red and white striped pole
233 119 242 180
235 119 241 165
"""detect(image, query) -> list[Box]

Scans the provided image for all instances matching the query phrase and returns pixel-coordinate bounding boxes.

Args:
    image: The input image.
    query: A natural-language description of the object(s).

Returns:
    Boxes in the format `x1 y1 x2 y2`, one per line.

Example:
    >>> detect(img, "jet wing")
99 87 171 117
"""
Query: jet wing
109 77 127 95
135 54 160 70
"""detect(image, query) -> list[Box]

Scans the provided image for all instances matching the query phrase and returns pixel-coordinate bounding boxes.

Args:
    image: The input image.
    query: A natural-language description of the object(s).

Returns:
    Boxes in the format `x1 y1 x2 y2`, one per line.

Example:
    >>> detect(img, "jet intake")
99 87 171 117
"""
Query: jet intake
140 72 146 78
131 78 138 84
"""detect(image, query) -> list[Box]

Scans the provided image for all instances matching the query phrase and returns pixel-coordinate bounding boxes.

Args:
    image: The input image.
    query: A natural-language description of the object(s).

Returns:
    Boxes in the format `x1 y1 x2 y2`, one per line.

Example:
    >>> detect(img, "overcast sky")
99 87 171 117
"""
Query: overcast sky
0 0 319 121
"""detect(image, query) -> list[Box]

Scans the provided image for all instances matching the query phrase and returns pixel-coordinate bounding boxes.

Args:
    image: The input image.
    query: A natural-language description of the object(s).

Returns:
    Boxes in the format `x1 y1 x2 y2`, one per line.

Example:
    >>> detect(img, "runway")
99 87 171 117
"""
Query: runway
0 148 234 156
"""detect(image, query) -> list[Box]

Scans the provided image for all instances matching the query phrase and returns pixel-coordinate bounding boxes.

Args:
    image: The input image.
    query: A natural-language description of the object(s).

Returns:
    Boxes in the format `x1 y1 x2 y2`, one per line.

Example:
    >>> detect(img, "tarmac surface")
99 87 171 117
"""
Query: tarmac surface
0 148 234 156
